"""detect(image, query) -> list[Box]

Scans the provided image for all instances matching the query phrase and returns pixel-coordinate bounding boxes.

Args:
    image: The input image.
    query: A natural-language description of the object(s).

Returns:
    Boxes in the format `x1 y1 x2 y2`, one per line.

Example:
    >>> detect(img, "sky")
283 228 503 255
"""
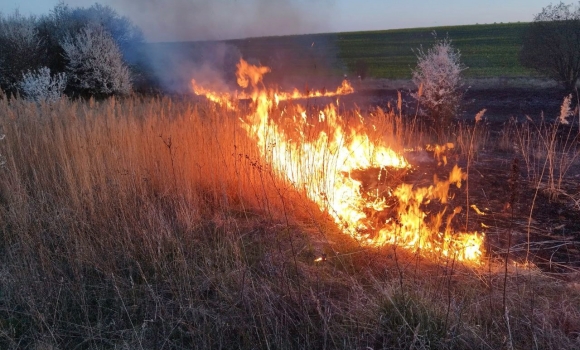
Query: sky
0 0 552 42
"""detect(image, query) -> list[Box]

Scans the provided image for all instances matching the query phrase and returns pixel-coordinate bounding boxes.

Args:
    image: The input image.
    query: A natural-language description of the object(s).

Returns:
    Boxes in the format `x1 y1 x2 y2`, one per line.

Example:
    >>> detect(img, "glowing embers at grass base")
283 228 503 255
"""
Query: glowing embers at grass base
191 59 484 263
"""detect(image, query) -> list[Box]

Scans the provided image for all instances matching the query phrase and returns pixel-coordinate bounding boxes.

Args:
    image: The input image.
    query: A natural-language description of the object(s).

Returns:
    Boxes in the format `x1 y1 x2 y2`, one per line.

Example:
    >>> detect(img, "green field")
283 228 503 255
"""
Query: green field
141 22 536 83
335 22 533 79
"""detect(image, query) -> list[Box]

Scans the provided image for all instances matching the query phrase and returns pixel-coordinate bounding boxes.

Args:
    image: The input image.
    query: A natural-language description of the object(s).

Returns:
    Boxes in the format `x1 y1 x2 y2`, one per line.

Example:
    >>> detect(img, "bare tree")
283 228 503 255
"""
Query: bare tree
520 2 580 91
61 24 132 96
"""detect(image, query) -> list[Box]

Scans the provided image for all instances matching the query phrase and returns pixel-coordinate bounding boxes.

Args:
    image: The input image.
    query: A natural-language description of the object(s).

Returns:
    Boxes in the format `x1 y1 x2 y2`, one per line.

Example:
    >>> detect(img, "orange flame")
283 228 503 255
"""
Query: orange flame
191 79 238 110
236 59 271 89
191 59 484 263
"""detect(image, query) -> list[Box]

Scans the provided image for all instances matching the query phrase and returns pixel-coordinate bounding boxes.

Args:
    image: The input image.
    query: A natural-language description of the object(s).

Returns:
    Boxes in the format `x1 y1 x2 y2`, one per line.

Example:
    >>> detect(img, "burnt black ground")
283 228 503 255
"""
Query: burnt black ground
341 85 569 123
343 85 580 274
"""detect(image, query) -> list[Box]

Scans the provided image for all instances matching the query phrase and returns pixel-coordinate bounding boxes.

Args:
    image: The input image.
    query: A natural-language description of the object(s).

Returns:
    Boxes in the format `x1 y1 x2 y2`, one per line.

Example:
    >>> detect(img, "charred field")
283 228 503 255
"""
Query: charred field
348 83 580 272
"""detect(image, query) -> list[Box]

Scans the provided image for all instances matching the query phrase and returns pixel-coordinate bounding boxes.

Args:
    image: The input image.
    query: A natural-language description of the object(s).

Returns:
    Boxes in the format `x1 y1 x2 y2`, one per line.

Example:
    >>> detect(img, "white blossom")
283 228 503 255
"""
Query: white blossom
61 24 131 96
19 67 67 102
0 11 43 91
412 37 466 126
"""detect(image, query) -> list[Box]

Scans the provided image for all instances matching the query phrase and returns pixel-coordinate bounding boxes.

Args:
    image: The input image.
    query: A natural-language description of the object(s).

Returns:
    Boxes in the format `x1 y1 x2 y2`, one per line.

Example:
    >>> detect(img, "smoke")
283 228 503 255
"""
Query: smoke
67 0 335 42
64 0 339 93
137 41 242 93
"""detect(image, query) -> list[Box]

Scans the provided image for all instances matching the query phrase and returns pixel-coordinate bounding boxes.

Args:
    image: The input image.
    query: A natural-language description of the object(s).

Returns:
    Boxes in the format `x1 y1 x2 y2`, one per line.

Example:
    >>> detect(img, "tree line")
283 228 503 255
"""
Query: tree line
0 2 143 101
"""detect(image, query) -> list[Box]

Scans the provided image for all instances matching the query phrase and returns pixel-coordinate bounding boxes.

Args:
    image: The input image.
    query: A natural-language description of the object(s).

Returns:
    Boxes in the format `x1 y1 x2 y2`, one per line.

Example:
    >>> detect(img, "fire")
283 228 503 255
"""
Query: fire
191 59 354 109
190 80 238 110
236 58 271 89
273 79 355 103
192 59 484 263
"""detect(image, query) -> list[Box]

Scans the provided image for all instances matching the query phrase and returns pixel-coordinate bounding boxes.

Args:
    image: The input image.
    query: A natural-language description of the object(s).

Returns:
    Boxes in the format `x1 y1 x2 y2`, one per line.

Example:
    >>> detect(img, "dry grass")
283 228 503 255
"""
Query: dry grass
511 113 580 202
0 95 579 349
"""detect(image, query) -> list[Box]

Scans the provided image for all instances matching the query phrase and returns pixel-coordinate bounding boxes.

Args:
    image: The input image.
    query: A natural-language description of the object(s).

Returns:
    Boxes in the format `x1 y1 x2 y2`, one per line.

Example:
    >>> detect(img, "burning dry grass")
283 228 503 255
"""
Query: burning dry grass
0 95 579 349
193 59 484 263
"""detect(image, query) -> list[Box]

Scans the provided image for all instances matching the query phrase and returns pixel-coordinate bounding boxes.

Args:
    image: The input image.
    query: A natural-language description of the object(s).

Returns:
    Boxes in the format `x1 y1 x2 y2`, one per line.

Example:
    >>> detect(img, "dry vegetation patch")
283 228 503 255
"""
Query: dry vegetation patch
0 96 579 349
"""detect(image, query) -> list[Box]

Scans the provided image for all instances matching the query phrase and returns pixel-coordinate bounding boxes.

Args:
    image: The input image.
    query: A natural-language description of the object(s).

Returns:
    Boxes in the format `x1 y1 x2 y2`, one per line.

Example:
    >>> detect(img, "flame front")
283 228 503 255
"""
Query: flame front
192 59 483 263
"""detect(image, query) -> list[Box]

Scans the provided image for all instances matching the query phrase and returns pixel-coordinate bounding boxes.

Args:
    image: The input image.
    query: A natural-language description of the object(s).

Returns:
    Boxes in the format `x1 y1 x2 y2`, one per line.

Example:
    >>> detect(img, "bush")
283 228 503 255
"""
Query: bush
19 67 67 102
412 37 466 136
61 24 132 96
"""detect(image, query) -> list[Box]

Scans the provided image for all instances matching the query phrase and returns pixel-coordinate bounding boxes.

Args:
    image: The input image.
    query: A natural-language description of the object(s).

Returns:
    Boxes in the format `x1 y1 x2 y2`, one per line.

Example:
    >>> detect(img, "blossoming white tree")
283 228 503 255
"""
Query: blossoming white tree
412 37 466 135
61 24 132 96
0 12 43 93
19 67 67 102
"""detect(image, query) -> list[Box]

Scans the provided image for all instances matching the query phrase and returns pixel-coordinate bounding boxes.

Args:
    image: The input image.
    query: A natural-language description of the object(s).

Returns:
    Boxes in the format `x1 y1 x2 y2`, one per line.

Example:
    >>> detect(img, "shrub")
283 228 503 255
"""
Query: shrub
19 67 67 102
412 37 466 136
61 24 132 96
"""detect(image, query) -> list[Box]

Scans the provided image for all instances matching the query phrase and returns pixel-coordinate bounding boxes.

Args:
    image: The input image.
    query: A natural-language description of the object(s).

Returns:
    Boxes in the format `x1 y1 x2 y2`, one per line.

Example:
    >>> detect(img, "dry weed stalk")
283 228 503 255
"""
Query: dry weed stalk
514 95 580 200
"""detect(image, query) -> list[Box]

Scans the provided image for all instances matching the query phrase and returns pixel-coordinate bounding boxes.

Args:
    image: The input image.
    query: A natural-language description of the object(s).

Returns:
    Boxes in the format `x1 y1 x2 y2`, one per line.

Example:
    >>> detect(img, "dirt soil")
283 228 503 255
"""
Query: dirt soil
465 151 580 275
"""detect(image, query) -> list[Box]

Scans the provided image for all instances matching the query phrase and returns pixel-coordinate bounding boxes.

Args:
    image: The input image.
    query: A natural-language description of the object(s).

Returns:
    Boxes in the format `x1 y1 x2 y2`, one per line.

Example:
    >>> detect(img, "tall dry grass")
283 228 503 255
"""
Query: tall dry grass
511 108 580 202
0 95 578 349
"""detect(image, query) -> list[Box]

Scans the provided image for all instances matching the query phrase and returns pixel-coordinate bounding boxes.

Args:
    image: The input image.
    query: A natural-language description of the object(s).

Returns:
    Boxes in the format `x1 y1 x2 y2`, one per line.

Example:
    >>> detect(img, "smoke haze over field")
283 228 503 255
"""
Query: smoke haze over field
2 0 550 42
64 0 333 42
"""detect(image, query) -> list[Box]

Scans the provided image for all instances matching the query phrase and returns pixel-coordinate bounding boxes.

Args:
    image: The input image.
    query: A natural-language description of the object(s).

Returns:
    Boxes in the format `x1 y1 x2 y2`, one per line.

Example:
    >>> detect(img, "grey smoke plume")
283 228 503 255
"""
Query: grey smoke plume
142 41 242 93
67 0 335 42
64 0 340 93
